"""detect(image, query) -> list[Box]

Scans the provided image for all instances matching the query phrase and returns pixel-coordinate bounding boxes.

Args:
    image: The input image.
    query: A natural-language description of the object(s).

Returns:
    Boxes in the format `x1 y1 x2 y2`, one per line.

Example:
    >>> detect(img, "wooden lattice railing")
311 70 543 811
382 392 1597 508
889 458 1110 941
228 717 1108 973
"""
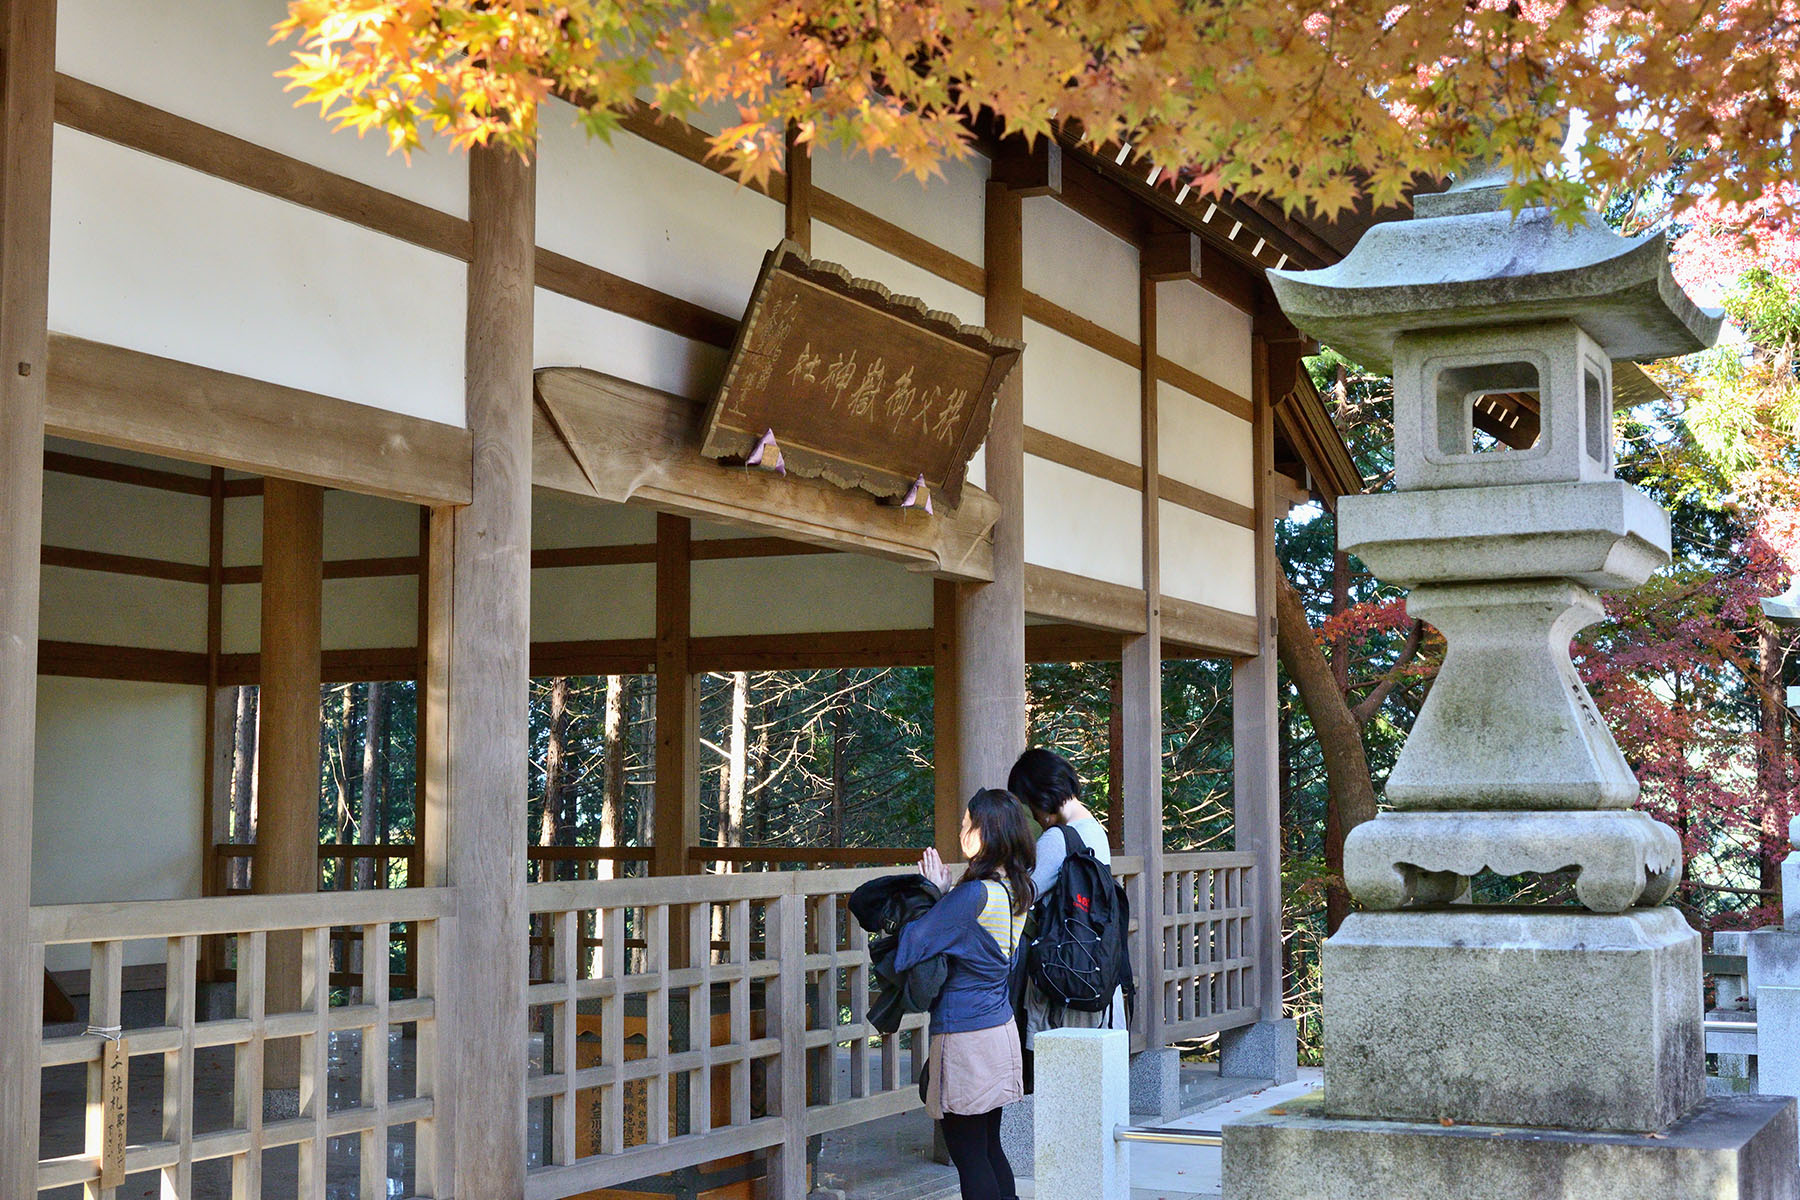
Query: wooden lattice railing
1157 850 1259 1042
30 888 452 1198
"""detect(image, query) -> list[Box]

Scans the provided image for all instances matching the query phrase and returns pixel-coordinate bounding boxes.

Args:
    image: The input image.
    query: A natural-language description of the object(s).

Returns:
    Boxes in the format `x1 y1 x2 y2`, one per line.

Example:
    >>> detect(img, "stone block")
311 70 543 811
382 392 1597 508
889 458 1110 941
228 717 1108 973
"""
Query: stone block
1758 986 1800 1105
999 1095 1032 1176
1128 1048 1181 1120
1785 851 1800 929
1749 928 1800 997
1222 1091 1797 1200
1219 1019 1297 1085
1717 930 1752 1010
1033 1030 1129 1200
1323 908 1702 1132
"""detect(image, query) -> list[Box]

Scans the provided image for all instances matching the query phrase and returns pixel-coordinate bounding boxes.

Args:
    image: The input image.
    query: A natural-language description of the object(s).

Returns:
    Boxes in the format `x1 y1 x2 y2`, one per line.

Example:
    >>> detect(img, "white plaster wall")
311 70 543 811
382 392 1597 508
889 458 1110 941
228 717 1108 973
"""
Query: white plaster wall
810 141 988 270
42 471 209 565
809 225 983 328
1022 455 1142 590
691 554 933 636
324 492 421 559
40 567 205 652
56 0 468 216
1158 381 1254 507
220 585 259 656
34 676 205 969
1022 319 1141 466
535 491 659 550
1158 280 1253 400
532 564 656 642
50 129 468 426
1022 197 1138 342
535 287 731 402
220 577 419 654
1159 502 1256 616
538 98 782 319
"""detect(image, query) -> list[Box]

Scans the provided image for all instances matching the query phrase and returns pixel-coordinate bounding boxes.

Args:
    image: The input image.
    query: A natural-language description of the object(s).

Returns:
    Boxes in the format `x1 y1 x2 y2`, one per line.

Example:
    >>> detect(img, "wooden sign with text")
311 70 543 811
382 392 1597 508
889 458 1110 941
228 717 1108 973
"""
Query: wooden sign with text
702 242 1022 507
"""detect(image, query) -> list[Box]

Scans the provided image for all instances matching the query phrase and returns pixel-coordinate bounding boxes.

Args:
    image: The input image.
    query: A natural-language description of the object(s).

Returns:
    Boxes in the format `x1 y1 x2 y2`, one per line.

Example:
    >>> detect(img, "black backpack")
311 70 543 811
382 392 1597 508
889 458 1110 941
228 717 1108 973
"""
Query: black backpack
1025 825 1135 1015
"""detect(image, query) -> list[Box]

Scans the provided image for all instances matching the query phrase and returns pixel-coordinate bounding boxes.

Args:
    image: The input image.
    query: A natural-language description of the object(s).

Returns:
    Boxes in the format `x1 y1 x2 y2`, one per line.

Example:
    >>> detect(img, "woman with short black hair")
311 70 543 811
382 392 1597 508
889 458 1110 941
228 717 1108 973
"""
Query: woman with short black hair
1008 748 1129 1041
895 789 1036 1200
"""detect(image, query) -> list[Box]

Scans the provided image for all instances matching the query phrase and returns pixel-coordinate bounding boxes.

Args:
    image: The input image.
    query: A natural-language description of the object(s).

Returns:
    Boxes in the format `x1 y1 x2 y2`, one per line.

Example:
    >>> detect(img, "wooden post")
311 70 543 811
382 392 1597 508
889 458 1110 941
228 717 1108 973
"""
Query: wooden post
0 0 55 1192
1122 270 1164 1052
954 182 1027 804
1233 333 1283 1023
653 513 697 878
255 477 324 1089
202 467 228 977
438 143 536 1197
784 123 812 254
932 579 963 848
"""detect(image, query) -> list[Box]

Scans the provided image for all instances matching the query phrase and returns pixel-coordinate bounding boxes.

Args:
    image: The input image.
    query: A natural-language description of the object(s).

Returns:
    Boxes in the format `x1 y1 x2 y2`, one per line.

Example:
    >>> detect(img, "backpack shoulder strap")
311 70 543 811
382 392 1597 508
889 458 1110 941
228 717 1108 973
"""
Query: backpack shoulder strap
1057 823 1086 857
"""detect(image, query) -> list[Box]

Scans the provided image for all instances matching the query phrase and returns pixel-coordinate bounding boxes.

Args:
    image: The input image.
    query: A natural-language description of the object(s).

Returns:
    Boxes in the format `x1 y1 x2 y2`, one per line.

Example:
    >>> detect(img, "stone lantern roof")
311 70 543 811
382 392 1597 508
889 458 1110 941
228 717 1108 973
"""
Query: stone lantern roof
1267 183 1722 372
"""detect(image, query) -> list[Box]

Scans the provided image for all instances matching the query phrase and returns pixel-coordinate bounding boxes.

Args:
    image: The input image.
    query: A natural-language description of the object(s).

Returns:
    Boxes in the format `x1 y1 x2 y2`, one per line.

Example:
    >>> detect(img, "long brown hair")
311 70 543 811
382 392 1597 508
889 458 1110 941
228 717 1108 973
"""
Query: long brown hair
961 788 1036 917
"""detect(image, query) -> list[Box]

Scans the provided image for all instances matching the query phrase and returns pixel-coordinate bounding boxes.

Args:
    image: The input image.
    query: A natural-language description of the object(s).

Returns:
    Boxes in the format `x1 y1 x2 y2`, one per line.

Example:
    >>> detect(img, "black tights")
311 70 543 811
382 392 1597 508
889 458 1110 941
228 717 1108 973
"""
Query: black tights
939 1109 1016 1200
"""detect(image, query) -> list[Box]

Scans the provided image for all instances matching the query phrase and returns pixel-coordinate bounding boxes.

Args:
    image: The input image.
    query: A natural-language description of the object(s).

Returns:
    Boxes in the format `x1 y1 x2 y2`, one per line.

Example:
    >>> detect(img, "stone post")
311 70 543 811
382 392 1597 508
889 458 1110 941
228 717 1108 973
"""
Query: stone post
1034 1029 1130 1200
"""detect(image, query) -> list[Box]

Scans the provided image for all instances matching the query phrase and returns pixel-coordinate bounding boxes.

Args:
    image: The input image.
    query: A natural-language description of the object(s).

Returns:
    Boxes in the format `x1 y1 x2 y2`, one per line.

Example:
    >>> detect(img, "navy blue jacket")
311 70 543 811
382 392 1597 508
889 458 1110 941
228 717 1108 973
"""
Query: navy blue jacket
894 879 1020 1035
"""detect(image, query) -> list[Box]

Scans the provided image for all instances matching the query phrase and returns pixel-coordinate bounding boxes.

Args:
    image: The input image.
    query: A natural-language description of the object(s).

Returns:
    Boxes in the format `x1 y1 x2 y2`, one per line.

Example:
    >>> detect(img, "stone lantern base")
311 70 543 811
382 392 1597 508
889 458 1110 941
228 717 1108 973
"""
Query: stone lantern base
1323 908 1702 1132
1222 1091 1797 1200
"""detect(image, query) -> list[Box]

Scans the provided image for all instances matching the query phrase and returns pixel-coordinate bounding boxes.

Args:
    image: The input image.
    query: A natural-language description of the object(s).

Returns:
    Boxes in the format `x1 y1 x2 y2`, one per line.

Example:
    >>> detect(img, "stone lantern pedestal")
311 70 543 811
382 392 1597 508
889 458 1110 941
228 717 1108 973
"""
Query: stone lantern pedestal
1220 175 1798 1197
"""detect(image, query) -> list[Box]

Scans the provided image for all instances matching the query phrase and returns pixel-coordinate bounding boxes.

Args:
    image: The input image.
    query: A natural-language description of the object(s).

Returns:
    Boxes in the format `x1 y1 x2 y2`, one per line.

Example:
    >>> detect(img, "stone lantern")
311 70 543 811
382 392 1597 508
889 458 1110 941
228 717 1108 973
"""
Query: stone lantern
1221 167 1800 1195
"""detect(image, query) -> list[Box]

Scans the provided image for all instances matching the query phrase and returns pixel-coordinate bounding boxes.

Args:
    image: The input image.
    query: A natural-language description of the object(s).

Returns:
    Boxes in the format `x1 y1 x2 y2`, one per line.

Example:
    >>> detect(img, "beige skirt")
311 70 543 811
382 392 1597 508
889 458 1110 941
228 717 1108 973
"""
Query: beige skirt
925 1020 1024 1119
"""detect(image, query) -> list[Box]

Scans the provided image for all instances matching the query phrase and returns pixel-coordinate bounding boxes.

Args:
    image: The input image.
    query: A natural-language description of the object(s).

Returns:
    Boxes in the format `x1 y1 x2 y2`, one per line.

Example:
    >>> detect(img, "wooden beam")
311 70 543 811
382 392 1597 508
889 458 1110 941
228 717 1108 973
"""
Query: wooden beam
45 335 473 506
933 580 962 852
53 74 472 260
443 143 536 1197
1233 335 1284 1026
953 180 1028 802
1023 564 1147 635
37 641 208 684
1156 356 1254 423
200 467 226 980
43 447 213 495
690 628 931 673
811 189 986 295
252 477 324 1091
531 367 998 582
653 513 698 878
0 5 57 1182
990 137 1062 197
1025 623 1126 663
1141 230 1201 283
1156 475 1256 529
40 543 210 583
783 123 812 253
534 246 736 349
1122 266 1165 1054
1160 596 1258 659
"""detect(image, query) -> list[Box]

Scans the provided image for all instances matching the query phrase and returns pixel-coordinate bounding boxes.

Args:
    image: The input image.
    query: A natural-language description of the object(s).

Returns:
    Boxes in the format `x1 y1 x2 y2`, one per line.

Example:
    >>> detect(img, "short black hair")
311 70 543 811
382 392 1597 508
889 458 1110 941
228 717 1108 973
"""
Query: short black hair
1007 748 1081 820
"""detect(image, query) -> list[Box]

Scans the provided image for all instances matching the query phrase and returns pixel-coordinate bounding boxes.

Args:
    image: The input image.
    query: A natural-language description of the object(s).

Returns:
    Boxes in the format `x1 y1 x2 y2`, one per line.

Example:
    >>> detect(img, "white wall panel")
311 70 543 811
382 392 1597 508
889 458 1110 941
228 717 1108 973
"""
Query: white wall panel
1023 455 1142 590
42 472 209 564
324 491 421 559
223 496 261 569
1159 502 1256 616
535 286 730 402
538 99 782 318
1158 381 1254 506
535 491 659 550
1022 196 1138 341
324 578 418 651
1158 280 1252 400
41 567 205 651
691 554 933 637
34 677 205 968
532 564 656 642
51 129 468 426
1022 319 1141 466
57 0 468 216
811 142 988 270
809 225 983 327
221 584 258 656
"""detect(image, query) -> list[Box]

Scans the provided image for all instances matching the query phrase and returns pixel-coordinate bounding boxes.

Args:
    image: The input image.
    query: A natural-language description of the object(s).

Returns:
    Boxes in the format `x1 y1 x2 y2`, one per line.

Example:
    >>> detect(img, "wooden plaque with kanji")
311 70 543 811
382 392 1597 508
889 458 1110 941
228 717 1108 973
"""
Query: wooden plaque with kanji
701 241 1022 507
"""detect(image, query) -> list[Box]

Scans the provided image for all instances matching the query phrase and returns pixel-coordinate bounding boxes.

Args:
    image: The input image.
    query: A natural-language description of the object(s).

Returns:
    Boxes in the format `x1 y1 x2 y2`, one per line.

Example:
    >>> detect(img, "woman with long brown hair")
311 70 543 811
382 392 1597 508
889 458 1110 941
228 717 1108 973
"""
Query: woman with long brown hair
894 788 1036 1200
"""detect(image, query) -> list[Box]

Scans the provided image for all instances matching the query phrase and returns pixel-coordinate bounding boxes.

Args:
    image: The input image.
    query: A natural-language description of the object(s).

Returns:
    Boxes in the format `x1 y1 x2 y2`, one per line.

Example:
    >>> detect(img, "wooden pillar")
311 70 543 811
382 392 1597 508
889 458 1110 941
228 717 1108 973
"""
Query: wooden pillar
932 579 963 848
254 477 324 1089
201 468 229 977
954 182 1028 805
653 513 697 876
435 143 536 1198
1122 270 1164 1051
0 1 55 1192
1233 332 1283 1022
783 123 812 254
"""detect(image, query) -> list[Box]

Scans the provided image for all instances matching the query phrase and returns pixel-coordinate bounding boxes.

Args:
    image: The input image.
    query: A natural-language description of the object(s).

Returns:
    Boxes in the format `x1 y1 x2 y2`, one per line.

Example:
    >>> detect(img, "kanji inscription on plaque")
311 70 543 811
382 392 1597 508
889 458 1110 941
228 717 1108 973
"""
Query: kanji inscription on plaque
702 241 1022 507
